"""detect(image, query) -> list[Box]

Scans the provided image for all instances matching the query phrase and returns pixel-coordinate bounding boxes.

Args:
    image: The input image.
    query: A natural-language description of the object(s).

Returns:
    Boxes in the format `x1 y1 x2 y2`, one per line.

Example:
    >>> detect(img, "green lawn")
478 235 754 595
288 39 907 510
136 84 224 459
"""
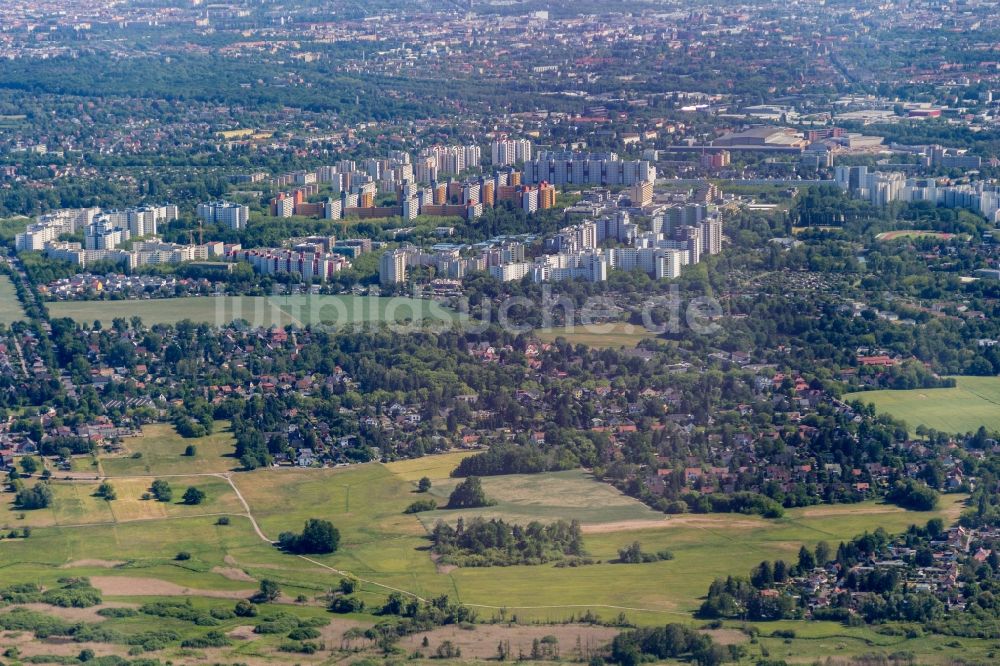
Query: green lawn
535 322 659 349
845 375 1000 434
0 274 26 326
100 421 238 477
47 294 455 328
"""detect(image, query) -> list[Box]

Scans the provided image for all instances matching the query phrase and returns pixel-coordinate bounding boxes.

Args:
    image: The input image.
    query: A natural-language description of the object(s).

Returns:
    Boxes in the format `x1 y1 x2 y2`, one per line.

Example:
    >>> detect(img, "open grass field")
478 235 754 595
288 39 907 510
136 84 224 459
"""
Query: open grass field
1 474 244 530
845 375 1000 434
421 469 668 528
0 274 26 326
47 294 455 328
99 421 238 477
534 321 659 349
0 446 983 664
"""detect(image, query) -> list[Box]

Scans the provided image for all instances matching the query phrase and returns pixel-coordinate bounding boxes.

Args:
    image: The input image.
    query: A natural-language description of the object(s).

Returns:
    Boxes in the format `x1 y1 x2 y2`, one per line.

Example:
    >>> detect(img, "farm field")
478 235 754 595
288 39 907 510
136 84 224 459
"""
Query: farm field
845 375 1000 434
46 294 455 328
0 447 978 664
0 274 26 326
535 321 659 349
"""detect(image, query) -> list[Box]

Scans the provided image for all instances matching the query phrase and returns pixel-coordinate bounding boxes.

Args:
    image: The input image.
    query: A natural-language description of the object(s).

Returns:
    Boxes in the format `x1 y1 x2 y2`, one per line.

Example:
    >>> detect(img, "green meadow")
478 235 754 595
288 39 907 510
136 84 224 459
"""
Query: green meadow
534 322 659 349
0 427 984 663
845 375 1000 434
98 421 239 477
0 274 26 326
46 294 456 328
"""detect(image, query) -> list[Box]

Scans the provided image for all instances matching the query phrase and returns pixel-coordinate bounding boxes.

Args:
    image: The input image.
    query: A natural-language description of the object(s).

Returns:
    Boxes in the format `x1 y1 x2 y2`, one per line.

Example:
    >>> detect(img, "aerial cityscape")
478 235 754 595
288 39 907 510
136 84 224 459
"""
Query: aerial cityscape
1 1 1000 664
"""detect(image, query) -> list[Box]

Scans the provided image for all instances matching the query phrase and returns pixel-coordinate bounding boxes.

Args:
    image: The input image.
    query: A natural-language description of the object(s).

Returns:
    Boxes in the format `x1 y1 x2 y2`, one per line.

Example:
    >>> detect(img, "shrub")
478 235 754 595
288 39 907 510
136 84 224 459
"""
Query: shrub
97 607 139 618
288 627 321 640
404 499 437 514
182 486 206 505
234 600 258 617
330 596 365 614
279 641 320 654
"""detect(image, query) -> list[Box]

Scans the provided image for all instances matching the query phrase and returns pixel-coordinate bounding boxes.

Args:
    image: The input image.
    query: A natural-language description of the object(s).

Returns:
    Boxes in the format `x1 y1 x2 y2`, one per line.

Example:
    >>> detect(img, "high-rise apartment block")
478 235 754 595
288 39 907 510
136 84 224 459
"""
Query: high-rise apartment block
379 248 409 285
198 201 250 230
491 138 533 166
419 145 482 176
522 151 656 187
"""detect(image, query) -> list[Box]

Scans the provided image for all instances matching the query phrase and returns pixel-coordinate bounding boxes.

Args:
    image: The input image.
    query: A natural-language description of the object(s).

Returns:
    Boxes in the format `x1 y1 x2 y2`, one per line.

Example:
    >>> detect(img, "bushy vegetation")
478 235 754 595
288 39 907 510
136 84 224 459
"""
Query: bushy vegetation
404 498 437 513
616 541 674 564
0 578 101 608
252 612 326 635
138 600 223 626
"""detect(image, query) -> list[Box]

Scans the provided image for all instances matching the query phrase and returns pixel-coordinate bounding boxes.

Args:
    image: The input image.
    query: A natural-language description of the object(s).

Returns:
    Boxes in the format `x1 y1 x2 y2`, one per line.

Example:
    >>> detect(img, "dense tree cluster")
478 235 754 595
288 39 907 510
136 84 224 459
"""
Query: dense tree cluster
277 519 340 555
885 479 939 511
445 477 494 509
430 517 584 567
611 623 734 666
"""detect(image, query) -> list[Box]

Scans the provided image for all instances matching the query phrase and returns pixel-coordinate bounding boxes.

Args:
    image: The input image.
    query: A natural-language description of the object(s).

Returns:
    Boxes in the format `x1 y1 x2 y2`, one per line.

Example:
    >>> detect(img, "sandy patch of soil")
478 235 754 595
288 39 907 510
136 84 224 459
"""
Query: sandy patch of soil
430 552 458 574
3 633 124 659
701 628 750 645
90 576 254 599
61 559 126 569
581 516 761 534
227 625 257 640
319 618 371 645
211 566 256 582
797 505 897 518
396 623 618 660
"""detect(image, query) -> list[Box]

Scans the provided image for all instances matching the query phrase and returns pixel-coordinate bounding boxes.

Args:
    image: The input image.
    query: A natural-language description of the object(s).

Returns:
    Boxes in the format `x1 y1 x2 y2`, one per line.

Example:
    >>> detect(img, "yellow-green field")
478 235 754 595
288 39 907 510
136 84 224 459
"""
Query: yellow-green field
47 294 455 328
845 375 1000 434
0 274 26 326
0 440 984 664
420 468 668 528
1 475 242 529
535 322 659 349
99 421 238 476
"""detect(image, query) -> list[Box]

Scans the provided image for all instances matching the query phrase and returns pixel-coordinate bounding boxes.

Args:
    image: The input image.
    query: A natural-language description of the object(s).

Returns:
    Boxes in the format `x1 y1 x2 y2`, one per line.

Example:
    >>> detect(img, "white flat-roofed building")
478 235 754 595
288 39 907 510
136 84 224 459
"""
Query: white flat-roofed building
198 200 250 230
